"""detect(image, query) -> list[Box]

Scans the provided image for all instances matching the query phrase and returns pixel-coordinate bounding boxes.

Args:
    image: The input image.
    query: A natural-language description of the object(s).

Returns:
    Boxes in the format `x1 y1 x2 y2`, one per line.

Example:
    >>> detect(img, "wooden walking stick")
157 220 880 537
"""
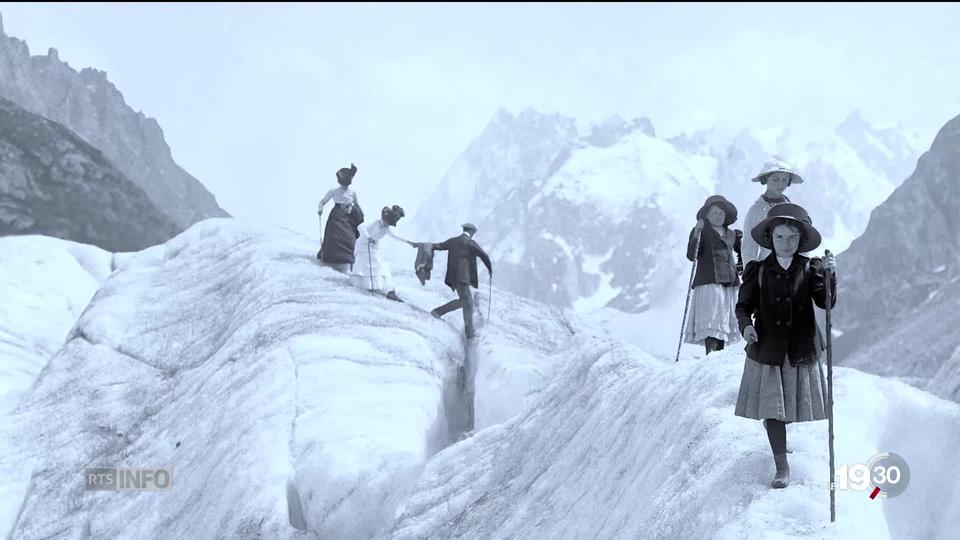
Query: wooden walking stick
487 272 492 321
675 226 703 362
823 249 837 523
367 239 375 292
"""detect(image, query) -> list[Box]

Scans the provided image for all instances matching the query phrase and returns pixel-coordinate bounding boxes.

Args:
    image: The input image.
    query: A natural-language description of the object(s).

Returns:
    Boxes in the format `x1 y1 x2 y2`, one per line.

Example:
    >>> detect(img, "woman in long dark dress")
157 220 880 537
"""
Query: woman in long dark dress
317 164 363 272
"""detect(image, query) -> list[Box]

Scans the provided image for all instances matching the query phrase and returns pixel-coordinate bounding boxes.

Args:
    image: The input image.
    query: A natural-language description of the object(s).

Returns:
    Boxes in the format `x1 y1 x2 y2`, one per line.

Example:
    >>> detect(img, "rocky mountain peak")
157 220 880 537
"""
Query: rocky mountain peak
0 18 229 231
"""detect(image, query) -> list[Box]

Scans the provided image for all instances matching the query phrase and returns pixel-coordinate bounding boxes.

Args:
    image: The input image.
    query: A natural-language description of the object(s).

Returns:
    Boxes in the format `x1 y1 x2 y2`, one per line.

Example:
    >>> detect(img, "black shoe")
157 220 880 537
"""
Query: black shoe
430 310 442 320
386 291 403 303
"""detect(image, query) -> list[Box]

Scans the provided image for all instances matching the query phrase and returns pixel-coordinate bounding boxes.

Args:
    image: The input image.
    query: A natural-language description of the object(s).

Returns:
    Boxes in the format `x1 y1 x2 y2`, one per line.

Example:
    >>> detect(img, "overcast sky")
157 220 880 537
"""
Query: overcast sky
2 3 959 239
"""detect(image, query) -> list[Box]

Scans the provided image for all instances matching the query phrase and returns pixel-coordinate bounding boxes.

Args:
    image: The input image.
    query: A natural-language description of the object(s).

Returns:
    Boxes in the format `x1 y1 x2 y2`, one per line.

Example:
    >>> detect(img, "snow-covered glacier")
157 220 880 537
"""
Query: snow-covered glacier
0 219 577 539
2 220 957 540
0 235 113 417
389 342 960 540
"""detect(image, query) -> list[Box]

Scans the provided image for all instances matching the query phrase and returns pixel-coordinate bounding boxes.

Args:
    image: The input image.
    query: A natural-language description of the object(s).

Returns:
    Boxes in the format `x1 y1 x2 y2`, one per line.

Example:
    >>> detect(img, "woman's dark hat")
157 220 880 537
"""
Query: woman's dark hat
381 205 405 226
336 163 358 185
696 195 738 227
751 202 822 252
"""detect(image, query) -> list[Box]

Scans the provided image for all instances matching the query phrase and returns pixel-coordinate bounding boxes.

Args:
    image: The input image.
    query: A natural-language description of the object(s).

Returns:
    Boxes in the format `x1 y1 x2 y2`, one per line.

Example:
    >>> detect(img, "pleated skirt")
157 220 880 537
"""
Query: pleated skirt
734 355 828 422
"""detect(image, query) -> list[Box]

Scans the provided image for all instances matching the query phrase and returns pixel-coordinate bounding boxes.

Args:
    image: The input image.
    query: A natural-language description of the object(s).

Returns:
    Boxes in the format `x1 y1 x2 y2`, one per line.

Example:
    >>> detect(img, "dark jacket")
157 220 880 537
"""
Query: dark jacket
735 253 837 366
687 225 742 288
432 233 492 290
349 203 365 239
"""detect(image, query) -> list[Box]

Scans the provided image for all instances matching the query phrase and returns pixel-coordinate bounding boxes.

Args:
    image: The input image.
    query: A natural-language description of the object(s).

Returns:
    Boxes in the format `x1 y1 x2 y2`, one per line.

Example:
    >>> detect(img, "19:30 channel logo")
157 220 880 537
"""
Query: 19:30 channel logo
833 452 910 499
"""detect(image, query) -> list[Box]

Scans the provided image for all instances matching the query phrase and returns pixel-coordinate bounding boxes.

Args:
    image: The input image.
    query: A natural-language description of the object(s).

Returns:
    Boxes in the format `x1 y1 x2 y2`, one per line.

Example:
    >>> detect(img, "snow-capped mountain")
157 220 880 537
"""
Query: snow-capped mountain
414 108 923 314
834 113 960 398
0 14 229 231
414 107 580 242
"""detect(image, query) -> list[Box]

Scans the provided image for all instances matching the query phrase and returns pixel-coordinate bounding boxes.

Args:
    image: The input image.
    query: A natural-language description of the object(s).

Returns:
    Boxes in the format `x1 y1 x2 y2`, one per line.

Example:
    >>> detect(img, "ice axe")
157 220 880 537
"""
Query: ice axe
367 239 375 292
675 225 703 362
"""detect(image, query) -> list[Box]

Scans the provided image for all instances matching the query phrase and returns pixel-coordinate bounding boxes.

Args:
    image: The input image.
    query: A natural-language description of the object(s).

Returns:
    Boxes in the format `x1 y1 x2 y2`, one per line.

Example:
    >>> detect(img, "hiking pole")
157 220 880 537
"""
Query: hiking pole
675 226 703 362
317 211 324 260
823 249 836 523
367 239 375 292
487 272 492 321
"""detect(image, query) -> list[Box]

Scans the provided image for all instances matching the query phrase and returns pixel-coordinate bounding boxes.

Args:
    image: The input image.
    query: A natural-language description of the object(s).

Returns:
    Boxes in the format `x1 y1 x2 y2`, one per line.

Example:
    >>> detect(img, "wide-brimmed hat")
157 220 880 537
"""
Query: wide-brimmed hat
462 222 477 233
750 158 803 184
696 195 738 227
751 203 822 252
336 163 358 185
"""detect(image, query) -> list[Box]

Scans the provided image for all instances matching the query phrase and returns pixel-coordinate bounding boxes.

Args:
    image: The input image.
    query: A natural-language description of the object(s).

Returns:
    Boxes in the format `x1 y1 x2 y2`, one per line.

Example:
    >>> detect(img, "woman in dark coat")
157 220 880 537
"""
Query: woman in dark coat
734 202 837 489
317 164 364 272
683 195 743 355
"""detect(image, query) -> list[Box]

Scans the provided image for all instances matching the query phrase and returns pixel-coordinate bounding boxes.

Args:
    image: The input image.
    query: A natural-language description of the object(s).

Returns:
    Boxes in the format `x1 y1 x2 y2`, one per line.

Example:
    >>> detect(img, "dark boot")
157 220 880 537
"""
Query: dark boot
704 337 720 355
771 453 790 489
385 290 404 303
430 309 443 320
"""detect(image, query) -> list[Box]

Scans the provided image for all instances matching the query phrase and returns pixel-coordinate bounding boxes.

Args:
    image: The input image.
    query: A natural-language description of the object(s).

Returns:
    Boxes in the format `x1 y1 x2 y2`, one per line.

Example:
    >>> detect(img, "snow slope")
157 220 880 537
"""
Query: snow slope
0 235 113 417
3 220 956 540
0 220 466 539
0 219 579 540
389 343 960 540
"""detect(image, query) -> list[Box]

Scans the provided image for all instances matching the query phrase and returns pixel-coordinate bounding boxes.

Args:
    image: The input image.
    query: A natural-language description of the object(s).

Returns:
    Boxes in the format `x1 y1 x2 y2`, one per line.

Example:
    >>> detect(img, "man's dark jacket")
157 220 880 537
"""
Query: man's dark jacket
432 233 492 290
735 253 837 367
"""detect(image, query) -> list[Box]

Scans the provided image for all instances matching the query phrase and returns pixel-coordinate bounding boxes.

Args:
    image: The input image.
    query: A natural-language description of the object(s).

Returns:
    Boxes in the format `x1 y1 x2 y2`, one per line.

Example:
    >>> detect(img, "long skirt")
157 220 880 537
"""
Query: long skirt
350 240 395 293
734 355 828 422
321 204 357 265
683 283 740 345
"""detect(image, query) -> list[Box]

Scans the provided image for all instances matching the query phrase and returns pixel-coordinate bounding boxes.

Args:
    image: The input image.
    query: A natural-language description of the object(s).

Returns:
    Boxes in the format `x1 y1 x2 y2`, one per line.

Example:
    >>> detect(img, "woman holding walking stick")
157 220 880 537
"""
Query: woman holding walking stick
317 163 364 273
349 205 415 302
734 202 836 489
681 195 744 356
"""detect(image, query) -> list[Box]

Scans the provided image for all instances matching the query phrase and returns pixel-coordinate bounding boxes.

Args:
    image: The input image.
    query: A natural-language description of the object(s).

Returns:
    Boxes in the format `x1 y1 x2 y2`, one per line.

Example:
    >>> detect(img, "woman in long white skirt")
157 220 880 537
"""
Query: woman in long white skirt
350 205 415 302
683 195 743 355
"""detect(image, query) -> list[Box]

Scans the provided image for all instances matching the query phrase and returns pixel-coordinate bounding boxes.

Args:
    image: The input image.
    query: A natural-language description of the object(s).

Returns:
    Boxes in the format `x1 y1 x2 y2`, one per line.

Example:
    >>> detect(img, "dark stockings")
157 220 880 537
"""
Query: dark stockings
704 337 725 355
764 419 787 455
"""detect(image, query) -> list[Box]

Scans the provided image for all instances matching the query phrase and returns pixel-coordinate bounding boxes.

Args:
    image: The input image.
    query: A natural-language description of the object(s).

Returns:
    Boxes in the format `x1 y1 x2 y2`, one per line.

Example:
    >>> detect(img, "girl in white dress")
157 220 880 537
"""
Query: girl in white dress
350 205 415 302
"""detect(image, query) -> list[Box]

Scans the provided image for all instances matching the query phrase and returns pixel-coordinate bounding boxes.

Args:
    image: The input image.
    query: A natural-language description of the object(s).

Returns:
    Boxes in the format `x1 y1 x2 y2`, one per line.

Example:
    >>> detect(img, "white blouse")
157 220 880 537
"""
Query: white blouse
318 186 357 211
364 219 410 244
